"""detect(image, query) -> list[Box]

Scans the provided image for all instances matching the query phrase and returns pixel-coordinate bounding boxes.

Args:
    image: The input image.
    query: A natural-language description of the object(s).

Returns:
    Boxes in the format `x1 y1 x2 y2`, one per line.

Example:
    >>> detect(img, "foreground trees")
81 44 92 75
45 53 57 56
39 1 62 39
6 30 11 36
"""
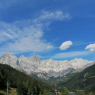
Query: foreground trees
61 87 69 95
0 64 52 95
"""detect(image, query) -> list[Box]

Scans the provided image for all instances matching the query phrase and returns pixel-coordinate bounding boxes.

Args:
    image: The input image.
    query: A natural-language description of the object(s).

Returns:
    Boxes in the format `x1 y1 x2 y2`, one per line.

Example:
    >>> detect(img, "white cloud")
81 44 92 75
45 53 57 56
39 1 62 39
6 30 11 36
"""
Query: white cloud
52 51 91 59
0 10 70 54
85 44 95 51
0 22 52 53
39 10 70 20
59 41 73 50
47 46 53 49
33 10 70 23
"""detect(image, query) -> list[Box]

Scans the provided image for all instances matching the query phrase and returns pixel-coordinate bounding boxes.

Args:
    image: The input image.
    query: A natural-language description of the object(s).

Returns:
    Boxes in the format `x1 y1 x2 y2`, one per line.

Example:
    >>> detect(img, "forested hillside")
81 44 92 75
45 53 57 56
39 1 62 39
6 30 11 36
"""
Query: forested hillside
31 72 76 88
0 64 52 95
58 63 95 92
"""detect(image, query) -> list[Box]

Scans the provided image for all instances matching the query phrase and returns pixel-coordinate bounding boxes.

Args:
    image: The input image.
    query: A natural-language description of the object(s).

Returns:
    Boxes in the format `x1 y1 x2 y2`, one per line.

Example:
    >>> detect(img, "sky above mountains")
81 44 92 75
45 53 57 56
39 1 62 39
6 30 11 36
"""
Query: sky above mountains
0 0 95 61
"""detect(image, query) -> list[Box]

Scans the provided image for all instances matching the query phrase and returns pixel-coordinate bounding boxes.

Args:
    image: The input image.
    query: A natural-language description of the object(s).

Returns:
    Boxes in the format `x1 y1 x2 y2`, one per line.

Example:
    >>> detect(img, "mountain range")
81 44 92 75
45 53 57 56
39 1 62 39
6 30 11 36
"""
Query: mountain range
0 52 94 79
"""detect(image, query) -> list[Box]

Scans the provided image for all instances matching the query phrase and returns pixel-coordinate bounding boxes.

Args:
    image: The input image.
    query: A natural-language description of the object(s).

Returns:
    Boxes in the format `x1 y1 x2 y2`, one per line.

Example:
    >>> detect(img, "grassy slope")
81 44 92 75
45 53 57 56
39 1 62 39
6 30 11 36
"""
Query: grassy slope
0 88 17 95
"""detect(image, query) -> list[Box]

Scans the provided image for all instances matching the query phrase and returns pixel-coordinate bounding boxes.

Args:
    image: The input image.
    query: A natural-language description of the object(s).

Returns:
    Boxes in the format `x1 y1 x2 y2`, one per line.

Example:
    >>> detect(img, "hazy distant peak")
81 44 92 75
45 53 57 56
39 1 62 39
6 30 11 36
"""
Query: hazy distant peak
47 59 54 62
64 60 68 62
73 58 89 62
49 58 54 61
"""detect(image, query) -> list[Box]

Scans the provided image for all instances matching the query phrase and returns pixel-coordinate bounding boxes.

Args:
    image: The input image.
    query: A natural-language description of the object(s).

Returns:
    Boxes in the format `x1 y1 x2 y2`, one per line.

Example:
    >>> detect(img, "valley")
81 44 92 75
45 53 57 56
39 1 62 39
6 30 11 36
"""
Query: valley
0 0 95 94
0 52 95 95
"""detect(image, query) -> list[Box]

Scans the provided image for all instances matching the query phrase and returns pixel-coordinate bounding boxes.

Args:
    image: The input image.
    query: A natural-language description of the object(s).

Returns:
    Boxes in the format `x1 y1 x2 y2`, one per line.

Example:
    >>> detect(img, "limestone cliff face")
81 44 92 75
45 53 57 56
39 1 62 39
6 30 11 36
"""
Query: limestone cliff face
0 52 93 78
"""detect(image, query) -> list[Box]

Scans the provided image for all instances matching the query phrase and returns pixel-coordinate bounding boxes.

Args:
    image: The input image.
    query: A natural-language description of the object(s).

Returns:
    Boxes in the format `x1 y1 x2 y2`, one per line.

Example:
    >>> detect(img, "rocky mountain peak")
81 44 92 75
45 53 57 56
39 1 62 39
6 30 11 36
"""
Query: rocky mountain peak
31 55 40 62
47 59 55 63
19 55 25 59
49 59 54 61
4 52 11 56
2 52 17 58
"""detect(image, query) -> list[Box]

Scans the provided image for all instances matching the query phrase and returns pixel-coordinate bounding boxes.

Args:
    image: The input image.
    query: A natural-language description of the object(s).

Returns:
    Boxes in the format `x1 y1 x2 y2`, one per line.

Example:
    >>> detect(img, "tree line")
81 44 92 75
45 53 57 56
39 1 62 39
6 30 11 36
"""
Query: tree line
0 64 52 95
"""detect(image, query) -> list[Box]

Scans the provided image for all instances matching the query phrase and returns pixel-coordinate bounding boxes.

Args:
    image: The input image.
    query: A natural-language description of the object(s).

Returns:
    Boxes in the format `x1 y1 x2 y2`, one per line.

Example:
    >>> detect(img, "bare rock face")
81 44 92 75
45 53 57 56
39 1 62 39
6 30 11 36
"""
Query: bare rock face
37 74 49 80
0 52 18 68
31 55 40 62
0 52 94 79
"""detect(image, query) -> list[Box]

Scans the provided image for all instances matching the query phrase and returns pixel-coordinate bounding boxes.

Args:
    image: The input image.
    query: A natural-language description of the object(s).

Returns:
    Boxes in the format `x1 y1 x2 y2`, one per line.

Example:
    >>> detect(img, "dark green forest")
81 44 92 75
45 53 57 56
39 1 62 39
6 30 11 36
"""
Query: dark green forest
0 64 52 95
57 63 95 93
1 63 95 95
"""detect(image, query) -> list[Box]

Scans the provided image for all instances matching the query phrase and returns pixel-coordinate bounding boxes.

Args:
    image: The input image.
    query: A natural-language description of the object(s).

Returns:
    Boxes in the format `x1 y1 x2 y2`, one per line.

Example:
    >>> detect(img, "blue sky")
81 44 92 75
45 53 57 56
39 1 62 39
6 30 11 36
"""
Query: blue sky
0 0 95 61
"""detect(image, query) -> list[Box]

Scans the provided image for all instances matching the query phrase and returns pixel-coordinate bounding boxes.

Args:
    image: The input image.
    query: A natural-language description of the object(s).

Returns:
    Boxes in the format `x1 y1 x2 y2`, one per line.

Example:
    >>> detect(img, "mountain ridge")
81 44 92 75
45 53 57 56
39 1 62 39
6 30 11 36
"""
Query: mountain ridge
0 52 94 79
